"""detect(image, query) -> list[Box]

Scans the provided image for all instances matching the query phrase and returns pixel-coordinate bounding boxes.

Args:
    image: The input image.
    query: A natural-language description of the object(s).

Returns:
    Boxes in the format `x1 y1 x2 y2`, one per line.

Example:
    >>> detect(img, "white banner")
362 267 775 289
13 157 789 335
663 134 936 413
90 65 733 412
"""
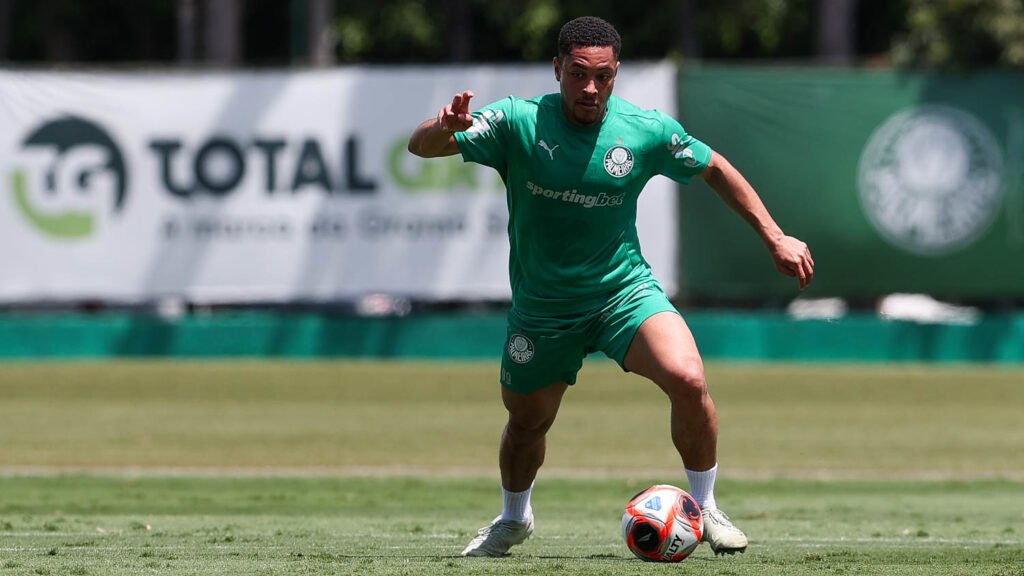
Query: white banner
0 64 678 302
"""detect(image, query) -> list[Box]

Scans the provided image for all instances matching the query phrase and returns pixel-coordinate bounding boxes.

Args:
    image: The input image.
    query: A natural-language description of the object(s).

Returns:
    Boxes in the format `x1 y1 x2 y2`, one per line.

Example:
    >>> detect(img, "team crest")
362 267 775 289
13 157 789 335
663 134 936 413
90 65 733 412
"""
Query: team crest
603 145 634 178
507 334 535 364
857 105 1003 256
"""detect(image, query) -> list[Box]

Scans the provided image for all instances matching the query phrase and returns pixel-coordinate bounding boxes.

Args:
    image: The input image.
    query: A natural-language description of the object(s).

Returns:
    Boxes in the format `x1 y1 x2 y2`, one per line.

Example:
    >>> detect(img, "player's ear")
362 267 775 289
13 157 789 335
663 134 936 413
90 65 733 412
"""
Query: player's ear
553 56 561 81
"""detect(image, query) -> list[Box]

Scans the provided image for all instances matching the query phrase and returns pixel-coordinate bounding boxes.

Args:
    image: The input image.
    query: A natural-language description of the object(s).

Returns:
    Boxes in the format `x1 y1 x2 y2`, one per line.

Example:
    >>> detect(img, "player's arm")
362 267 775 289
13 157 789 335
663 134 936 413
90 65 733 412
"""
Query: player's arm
699 151 815 289
408 90 474 158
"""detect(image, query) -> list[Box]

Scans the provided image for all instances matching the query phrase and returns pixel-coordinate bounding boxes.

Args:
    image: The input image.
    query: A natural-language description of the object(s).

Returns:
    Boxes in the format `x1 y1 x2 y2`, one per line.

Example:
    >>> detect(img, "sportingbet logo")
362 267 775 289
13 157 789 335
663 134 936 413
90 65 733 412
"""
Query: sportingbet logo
526 181 624 208
8 115 127 240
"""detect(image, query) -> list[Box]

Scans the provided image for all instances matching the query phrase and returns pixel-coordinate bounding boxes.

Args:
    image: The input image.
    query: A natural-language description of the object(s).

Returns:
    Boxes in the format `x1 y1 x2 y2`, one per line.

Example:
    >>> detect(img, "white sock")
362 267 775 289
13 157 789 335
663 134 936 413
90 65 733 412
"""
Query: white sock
500 483 534 523
686 464 718 510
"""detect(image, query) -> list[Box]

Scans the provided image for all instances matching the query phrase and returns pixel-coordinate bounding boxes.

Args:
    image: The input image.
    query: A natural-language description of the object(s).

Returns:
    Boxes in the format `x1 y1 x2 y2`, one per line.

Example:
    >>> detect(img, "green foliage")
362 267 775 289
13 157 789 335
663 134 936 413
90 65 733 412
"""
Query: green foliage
479 0 562 61
335 0 442 62
332 0 817 63
4 0 1023 67
892 0 1024 68
699 0 812 57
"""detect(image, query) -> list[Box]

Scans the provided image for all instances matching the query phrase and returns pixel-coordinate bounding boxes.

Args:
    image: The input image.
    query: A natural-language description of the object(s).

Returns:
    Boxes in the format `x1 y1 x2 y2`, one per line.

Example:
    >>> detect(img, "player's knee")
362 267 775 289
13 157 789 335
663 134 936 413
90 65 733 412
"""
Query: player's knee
505 411 556 443
662 357 707 404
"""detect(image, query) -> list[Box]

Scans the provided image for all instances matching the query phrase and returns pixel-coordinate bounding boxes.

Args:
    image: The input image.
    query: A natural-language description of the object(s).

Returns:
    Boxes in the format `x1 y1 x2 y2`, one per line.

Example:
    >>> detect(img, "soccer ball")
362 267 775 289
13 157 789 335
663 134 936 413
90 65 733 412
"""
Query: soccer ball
621 484 704 562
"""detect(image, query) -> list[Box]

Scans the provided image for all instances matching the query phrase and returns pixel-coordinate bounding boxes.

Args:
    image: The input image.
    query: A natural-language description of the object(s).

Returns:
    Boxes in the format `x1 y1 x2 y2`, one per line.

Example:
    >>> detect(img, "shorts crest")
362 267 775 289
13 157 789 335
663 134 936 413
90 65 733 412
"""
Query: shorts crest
507 334 535 364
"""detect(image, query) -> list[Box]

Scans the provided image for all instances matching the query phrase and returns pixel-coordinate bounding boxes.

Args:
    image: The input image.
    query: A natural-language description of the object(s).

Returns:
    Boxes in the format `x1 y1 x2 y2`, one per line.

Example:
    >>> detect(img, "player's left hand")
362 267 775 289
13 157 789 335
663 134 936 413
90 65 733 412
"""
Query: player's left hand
771 236 814 290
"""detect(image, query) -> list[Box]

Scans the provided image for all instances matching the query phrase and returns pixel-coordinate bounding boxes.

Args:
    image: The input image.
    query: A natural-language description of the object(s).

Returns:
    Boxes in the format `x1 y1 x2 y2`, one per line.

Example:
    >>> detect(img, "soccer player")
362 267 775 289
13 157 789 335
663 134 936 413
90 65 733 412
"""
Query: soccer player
408 16 814 558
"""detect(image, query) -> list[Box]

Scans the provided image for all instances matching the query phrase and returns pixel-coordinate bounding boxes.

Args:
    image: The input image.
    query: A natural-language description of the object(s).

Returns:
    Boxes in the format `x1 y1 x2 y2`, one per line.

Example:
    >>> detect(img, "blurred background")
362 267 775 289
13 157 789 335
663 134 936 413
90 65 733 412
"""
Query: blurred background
1 0 1021 67
1 0 1023 362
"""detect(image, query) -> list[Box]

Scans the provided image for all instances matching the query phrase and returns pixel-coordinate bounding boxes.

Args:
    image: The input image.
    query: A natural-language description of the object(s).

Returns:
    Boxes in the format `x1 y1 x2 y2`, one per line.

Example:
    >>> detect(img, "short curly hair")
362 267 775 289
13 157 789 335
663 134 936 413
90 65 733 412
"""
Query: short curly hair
557 16 621 60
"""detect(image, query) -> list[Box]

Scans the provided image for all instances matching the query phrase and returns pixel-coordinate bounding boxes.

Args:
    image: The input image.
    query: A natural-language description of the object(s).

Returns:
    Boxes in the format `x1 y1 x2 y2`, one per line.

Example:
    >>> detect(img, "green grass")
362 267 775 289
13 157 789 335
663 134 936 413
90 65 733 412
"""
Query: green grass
1 360 1023 574
1 361 1022 476
1 476 1021 575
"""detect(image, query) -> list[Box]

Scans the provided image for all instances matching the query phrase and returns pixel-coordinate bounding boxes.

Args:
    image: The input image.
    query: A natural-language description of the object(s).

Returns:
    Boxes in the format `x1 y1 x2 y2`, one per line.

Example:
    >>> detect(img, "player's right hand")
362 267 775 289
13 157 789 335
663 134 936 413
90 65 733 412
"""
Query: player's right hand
771 235 815 290
437 90 474 133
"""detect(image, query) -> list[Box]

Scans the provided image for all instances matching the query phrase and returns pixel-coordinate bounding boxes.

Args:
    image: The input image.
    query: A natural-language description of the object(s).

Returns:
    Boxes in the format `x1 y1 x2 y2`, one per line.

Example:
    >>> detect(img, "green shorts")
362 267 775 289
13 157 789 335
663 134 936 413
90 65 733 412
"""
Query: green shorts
499 280 679 394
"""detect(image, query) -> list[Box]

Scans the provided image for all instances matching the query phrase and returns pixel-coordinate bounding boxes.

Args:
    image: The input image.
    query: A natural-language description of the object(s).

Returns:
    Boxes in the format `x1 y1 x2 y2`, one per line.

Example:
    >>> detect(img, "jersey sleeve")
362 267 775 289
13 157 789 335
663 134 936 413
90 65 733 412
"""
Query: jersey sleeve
453 97 515 172
653 112 712 184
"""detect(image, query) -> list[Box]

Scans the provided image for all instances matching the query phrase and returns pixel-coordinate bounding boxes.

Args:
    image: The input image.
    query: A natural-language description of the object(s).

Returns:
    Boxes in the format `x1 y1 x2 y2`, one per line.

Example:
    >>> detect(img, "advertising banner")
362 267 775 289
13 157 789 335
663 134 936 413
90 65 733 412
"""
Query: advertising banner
677 68 1024 300
0 64 678 303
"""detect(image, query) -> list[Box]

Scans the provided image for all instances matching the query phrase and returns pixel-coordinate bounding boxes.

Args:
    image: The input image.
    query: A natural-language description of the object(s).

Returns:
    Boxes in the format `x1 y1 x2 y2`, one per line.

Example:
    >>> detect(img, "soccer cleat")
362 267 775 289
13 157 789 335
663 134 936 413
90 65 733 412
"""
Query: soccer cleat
461 514 534 557
701 507 748 555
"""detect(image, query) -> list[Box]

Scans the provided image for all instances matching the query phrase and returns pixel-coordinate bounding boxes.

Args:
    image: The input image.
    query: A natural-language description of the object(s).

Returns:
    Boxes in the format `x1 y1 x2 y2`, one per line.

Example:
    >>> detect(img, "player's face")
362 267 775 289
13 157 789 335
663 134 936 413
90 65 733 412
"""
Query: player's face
554 45 619 126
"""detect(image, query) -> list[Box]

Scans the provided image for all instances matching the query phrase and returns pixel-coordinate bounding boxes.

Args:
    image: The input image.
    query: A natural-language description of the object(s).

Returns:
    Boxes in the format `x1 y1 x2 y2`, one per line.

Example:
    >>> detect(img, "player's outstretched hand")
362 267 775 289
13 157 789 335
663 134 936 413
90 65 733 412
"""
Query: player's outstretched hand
771 236 815 290
437 90 474 133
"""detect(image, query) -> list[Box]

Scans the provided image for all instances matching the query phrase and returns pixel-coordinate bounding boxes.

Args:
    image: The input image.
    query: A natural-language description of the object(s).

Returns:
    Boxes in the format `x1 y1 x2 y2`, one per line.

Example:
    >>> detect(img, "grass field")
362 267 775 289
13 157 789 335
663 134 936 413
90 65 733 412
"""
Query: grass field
1 360 1023 575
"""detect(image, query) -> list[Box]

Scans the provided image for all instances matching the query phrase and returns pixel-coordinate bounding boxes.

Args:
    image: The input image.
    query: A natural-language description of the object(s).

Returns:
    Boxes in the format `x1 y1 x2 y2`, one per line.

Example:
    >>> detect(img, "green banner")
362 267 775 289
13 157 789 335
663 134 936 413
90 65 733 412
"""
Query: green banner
676 67 1024 300
2 311 1024 362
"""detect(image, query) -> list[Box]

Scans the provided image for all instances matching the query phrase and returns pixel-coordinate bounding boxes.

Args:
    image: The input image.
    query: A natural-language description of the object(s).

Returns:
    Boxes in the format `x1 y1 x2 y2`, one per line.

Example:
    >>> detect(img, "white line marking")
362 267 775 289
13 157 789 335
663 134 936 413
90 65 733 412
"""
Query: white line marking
1 465 1022 480
2 536 1018 553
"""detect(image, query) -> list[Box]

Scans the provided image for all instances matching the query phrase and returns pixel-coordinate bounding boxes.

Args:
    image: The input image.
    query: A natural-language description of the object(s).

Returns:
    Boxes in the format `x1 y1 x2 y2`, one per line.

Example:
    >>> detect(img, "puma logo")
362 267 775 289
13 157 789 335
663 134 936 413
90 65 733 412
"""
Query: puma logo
538 139 560 160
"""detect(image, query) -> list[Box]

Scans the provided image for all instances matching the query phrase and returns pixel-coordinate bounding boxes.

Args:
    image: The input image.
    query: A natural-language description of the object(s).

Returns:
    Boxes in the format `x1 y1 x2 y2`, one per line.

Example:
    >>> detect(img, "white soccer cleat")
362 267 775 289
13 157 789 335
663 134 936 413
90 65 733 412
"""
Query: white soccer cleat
461 514 534 557
701 507 748 555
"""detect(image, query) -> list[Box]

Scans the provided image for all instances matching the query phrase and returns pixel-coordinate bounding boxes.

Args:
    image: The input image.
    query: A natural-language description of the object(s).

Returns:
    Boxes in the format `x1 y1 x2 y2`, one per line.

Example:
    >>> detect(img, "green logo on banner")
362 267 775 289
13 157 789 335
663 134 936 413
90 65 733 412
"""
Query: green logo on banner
858 105 1003 256
9 116 128 240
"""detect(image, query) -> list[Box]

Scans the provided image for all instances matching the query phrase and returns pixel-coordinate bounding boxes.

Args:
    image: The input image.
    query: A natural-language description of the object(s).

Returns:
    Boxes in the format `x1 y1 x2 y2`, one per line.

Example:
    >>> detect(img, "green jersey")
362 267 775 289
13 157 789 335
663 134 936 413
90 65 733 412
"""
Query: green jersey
455 93 711 318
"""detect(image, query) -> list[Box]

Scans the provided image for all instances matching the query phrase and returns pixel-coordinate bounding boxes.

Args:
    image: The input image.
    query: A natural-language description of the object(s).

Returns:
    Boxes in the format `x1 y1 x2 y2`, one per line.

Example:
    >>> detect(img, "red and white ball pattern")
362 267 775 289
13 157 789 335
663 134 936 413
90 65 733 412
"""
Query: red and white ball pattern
622 484 704 562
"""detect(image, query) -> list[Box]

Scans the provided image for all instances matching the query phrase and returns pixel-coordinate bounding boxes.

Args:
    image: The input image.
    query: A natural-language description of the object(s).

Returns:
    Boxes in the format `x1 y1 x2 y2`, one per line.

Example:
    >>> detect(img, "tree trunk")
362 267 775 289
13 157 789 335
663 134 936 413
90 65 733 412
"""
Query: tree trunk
816 0 857 65
308 0 335 66
177 0 198 64
444 0 472 63
673 0 701 60
39 1 75 62
0 0 11 61
205 0 241 66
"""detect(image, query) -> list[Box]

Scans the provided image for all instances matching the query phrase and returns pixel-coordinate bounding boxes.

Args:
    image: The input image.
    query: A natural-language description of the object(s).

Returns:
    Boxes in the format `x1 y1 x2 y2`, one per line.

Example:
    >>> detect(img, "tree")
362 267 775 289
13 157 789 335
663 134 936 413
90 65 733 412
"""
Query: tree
892 0 1024 68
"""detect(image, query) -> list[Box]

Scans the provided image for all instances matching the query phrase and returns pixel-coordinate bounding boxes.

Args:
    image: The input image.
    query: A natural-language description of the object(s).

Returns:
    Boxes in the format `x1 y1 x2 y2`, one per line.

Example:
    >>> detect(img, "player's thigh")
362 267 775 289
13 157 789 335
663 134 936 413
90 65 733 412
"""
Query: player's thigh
597 282 684 373
622 310 705 388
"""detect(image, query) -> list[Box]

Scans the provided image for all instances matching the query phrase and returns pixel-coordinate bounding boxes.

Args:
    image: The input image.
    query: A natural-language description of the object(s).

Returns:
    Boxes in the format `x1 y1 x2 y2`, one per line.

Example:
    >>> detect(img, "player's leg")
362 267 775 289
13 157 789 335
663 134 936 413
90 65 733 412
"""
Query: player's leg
462 382 568 557
463 324 583 557
622 311 716 472
622 311 748 554
500 381 569 493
